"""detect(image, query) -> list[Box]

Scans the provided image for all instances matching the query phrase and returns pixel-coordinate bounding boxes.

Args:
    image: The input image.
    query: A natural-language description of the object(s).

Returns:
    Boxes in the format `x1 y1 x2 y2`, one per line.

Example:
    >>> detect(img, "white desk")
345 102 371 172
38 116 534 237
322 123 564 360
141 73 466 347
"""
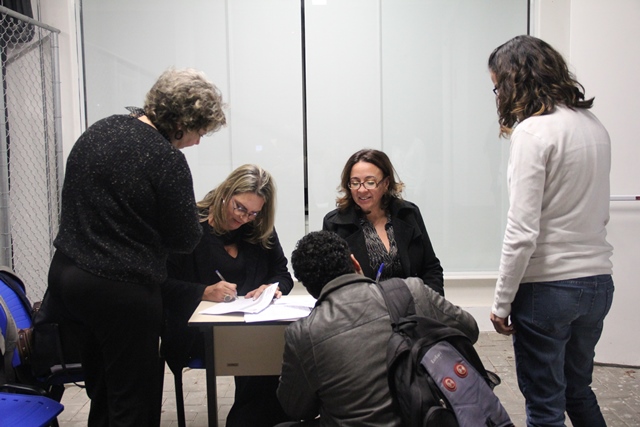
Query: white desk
188 294 312 427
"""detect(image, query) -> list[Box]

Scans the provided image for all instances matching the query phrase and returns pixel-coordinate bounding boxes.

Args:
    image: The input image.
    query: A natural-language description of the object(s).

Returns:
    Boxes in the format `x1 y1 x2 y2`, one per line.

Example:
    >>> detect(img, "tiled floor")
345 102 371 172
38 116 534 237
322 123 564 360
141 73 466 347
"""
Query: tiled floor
58 332 640 426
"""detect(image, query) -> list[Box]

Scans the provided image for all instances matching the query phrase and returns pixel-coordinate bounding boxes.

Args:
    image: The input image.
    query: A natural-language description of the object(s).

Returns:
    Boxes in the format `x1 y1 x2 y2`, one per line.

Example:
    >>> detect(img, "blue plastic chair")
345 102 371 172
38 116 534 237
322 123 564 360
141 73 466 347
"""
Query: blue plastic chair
1 297 64 427
0 269 84 402
0 390 64 427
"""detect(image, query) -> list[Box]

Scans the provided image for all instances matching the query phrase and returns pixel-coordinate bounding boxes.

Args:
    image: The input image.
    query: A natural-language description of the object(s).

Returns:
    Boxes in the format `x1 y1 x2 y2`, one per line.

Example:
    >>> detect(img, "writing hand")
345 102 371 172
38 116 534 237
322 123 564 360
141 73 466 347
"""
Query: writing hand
490 312 515 336
202 281 238 303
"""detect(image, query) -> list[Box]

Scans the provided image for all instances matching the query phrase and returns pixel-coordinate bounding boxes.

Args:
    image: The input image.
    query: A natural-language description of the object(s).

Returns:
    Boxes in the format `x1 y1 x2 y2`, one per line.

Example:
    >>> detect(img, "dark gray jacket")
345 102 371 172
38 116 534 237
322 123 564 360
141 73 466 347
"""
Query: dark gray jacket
277 274 478 426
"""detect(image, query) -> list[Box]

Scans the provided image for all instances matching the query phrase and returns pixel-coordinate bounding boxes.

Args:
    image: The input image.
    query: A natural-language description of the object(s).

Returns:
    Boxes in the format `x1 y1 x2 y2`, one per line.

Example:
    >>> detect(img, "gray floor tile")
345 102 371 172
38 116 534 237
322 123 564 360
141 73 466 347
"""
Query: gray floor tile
59 332 640 426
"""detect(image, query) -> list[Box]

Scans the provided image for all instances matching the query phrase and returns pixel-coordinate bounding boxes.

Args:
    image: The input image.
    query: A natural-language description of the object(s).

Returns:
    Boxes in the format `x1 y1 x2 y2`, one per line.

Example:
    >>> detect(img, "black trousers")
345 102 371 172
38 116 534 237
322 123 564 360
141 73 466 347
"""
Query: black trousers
226 375 292 427
48 251 163 427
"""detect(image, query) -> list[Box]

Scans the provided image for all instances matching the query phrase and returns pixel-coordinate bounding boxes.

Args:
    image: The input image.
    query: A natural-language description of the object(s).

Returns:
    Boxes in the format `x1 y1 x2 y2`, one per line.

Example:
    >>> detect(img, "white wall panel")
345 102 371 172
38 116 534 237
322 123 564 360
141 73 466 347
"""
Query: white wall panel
305 0 383 231
379 0 526 272
226 0 305 260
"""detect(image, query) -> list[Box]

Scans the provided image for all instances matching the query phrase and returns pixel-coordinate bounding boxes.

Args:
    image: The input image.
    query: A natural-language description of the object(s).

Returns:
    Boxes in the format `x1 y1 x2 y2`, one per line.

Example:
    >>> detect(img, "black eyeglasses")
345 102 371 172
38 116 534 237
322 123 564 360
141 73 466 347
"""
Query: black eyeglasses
492 86 498 95
348 178 385 190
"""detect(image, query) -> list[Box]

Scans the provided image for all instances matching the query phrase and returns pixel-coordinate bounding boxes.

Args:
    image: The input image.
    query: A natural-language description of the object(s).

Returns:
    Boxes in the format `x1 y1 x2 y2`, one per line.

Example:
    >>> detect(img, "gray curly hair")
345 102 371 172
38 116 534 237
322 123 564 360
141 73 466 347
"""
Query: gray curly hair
144 68 226 140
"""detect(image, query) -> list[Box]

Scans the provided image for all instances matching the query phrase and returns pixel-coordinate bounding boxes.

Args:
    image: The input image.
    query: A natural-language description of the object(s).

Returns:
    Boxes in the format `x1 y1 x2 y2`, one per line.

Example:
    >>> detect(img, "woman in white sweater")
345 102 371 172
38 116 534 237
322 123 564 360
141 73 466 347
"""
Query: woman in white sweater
488 35 613 427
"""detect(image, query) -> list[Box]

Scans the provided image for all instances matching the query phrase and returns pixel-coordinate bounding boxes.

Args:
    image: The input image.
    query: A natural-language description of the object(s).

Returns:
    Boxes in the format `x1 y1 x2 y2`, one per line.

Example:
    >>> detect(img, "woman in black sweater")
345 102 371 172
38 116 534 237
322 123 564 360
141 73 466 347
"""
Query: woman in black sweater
47 68 226 426
162 164 293 427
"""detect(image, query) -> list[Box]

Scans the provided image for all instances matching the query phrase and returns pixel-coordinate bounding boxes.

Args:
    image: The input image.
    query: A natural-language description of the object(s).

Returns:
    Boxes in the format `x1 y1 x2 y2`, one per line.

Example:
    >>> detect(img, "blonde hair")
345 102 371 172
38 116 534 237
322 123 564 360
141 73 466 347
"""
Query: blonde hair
198 164 276 248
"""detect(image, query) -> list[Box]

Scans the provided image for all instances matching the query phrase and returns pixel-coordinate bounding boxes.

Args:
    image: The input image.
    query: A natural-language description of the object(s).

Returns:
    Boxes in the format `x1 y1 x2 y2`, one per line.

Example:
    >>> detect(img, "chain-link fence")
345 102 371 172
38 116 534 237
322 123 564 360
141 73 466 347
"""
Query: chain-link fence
0 6 62 301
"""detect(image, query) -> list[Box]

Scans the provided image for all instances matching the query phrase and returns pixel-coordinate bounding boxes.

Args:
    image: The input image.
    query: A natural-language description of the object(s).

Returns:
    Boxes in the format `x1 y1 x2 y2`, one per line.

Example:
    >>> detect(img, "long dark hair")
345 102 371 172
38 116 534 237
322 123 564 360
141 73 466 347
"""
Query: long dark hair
488 35 593 137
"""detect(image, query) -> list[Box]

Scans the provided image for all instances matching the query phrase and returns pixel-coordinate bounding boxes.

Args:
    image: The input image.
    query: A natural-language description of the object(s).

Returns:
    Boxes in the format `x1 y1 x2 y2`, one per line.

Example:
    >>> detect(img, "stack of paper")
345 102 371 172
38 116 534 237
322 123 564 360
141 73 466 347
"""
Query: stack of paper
198 283 316 322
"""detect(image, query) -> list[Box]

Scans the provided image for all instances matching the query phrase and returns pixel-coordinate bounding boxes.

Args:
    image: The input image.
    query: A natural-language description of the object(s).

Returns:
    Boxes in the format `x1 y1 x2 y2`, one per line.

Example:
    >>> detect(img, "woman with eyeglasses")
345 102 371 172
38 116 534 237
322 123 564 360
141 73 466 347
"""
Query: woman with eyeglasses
161 163 293 427
322 148 444 295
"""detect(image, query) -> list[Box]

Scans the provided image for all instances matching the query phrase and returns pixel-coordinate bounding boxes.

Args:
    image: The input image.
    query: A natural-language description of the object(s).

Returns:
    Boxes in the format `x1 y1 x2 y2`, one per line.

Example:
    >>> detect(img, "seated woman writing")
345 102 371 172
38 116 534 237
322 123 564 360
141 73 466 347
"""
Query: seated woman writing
161 164 293 427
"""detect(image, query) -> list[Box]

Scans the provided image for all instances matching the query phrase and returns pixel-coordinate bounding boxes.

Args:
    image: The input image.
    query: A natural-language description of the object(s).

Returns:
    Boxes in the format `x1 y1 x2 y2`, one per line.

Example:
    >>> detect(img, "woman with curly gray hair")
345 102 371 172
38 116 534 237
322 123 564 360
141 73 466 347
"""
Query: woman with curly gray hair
488 35 613 427
46 68 226 426
141 68 226 146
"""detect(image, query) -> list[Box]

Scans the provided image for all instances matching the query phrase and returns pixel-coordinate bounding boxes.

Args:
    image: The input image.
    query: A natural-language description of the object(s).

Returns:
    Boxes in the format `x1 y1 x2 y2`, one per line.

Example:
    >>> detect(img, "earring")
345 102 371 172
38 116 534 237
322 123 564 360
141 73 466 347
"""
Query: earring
174 130 184 140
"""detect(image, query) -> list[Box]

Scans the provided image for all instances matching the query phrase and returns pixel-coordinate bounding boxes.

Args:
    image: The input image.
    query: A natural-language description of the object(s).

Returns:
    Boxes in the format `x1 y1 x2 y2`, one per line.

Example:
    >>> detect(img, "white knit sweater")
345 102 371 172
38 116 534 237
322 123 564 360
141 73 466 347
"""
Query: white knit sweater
492 106 613 318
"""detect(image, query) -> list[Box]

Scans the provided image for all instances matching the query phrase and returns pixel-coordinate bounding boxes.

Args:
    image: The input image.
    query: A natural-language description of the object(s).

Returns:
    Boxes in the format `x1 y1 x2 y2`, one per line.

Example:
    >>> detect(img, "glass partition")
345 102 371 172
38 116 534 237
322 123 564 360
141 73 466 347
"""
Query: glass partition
305 0 528 272
80 0 528 273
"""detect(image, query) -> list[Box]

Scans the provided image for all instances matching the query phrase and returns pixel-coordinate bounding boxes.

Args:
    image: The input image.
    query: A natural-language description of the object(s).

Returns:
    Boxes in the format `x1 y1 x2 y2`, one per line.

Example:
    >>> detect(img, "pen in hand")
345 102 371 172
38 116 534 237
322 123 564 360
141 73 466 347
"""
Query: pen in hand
375 263 384 284
216 270 237 302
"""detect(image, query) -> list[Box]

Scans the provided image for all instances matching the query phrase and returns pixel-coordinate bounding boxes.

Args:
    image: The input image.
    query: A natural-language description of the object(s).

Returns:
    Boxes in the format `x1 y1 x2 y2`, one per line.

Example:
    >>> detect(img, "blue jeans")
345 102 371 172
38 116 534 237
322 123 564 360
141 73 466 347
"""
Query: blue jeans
511 275 614 427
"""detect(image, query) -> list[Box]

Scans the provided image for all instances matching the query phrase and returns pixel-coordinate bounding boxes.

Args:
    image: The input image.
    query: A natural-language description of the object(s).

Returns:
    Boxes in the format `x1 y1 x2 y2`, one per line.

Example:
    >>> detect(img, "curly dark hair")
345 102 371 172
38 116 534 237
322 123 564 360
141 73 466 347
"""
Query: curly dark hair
336 149 405 212
291 231 354 298
488 35 594 137
144 68 226 140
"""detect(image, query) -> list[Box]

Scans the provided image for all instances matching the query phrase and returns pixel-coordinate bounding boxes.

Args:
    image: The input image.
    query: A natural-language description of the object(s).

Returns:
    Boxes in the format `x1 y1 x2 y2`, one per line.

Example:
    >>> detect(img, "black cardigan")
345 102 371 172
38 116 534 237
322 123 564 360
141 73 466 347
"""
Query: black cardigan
55 114 202 285
322 198 444 295
160 222 293 372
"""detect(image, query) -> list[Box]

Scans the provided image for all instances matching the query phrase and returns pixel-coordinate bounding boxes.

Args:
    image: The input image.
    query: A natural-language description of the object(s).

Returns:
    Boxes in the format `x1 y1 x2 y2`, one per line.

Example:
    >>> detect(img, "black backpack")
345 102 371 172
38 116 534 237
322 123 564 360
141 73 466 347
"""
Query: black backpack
377 278 513 427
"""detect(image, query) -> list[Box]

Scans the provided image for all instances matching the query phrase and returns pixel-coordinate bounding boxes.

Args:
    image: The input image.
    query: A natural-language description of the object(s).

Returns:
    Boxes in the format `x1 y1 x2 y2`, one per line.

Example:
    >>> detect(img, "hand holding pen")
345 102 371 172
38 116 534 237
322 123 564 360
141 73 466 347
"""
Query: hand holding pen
215 270 238 302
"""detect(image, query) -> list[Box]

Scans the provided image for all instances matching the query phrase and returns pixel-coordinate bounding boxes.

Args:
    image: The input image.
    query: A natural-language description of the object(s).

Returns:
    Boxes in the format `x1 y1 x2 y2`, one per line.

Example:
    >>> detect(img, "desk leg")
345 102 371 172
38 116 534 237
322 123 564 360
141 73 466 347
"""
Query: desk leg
203 326 218 427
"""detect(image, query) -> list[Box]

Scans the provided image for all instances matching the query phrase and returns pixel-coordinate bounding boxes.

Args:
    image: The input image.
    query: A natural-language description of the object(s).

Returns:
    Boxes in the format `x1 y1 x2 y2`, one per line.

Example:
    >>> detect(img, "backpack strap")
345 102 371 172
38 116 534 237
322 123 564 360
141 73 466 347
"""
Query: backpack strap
377 277 416 324
0 295 18 383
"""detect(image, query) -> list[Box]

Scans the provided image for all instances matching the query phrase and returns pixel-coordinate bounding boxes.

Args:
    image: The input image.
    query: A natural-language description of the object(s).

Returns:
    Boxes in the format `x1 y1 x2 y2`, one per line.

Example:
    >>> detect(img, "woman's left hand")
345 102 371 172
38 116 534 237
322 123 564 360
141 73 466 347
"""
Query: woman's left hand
490 312 515 336
245 284 282 300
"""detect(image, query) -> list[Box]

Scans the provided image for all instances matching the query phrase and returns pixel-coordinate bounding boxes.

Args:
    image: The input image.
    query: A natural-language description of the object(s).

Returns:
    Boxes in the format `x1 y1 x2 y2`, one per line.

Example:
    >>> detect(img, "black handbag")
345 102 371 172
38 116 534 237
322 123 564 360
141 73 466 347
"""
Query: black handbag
29 290 83 379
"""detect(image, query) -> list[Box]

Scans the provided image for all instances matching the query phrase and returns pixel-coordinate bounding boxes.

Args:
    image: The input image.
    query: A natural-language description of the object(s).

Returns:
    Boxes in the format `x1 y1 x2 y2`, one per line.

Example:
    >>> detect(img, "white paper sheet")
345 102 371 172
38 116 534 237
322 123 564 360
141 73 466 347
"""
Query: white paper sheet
244 294 316 322
199 282 279 315
244 304 312 323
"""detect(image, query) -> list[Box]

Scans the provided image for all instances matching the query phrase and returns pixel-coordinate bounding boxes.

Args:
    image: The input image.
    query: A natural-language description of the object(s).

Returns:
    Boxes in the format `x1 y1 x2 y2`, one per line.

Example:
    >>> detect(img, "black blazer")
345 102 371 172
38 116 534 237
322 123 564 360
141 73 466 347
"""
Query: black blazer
322 198 444 295
161 222 293 373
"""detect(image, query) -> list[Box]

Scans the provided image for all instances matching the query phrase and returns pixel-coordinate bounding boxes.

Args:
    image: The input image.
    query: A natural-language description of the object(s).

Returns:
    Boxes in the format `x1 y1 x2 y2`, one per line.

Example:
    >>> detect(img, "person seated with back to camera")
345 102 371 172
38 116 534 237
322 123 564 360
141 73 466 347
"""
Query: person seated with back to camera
161 164 294 427
322 148 445 296
275 230 478 426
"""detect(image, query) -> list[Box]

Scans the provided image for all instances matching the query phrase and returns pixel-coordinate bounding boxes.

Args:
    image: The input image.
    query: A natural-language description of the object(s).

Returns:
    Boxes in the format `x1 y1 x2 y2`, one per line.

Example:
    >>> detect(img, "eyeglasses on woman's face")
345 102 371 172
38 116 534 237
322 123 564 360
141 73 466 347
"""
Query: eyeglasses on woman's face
232 199 260 220
348 178 385 190
492 86 498 95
